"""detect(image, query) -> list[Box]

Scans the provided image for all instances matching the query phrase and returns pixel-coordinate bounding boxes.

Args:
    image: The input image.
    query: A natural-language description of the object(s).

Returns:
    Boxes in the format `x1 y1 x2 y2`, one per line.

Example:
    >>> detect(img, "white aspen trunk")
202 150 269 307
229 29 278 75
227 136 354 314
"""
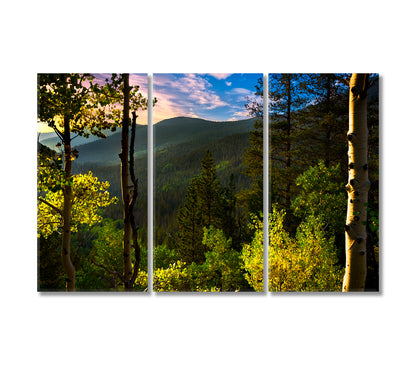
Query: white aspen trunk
342 74 370 292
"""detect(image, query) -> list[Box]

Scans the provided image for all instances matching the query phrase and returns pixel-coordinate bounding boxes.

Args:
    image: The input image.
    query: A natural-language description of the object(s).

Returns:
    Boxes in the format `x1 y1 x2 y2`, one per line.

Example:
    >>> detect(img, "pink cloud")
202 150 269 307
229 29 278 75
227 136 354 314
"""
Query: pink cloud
153 74 229 122
207 73 233 80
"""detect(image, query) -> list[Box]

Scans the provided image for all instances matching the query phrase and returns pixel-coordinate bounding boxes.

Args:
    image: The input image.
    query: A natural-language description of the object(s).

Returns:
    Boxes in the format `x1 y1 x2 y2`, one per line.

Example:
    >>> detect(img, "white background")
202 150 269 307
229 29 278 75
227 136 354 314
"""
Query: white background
1 1 414 373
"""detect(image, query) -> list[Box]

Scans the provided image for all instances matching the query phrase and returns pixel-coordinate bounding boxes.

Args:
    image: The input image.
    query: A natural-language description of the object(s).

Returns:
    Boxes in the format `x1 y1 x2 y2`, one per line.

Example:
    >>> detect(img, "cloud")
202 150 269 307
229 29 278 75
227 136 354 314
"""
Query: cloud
233 110 249 117
153 74 229 122
151 89 189 124
228 87 252 96
129 74 148 95
227 109 250 121
207 73 233 80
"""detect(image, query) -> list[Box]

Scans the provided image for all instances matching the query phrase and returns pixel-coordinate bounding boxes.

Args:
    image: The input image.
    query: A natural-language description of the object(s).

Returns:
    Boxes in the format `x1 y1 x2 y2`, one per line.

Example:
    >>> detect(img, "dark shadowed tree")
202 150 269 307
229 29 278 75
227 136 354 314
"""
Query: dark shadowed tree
90 73 149 290
37 74 118 291
299 74 349 169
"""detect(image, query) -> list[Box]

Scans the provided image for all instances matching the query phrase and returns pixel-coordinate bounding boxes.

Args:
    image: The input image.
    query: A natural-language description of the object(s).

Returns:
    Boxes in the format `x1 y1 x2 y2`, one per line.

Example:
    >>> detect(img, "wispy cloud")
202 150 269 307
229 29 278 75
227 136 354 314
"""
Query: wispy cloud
228 87 252 96
207 73 233 80
153 74 230 122
228 109 250 121
152 73 261 123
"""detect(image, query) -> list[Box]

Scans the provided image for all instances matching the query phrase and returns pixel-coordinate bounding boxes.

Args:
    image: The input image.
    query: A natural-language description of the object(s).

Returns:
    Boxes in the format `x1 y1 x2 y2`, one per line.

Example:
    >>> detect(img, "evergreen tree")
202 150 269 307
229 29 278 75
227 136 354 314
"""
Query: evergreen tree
299 74 349 169
268 74 309 214
177 177 204 264
244 77 264 216
221 174 241 251
197 150 222 228
176 150 229 264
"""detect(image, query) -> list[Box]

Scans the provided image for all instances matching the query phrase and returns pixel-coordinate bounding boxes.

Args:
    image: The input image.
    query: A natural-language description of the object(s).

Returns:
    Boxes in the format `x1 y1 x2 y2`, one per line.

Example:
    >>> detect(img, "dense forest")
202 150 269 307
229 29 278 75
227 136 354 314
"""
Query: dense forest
37 73 378 292
262 73 379 291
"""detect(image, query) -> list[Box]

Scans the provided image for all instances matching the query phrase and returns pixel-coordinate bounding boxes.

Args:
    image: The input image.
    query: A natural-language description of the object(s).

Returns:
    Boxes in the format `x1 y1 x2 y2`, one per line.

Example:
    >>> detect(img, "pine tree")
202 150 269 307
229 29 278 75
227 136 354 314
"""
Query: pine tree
197 150 222 228
244 77 264 217
299 74 349 169
177 177 204 264
176 150 225 264
221 174 241 250
268 74 309 229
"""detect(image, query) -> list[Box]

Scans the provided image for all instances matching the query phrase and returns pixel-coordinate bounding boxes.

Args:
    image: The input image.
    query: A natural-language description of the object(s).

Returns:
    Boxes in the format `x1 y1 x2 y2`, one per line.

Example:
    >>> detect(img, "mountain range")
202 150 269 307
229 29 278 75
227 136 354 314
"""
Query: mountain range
38 116 256 166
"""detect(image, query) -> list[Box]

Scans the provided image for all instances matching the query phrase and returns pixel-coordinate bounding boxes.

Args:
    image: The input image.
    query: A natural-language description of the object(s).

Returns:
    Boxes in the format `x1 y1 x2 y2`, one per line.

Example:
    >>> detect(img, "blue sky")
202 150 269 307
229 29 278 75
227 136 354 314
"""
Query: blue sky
153 73 262 123
37 73 262 132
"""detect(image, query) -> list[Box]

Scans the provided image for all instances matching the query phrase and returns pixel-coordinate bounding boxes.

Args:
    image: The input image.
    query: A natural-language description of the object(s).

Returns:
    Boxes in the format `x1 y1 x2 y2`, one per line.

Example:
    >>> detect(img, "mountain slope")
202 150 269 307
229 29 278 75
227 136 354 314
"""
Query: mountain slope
38 128 123 151
39 116 257 166
154 116 256 151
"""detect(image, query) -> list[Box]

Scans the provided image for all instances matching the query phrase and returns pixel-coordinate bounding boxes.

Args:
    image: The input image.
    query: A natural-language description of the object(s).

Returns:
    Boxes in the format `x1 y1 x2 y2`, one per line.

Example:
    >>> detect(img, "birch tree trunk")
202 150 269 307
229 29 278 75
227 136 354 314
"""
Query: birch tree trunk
62 115 76 291
120 74 133 288
342 73 370 292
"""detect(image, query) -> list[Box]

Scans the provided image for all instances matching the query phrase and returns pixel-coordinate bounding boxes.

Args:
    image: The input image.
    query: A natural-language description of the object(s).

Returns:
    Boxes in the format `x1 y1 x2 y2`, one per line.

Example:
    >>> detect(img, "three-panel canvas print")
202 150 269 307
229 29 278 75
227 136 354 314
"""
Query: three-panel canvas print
37 73 379 292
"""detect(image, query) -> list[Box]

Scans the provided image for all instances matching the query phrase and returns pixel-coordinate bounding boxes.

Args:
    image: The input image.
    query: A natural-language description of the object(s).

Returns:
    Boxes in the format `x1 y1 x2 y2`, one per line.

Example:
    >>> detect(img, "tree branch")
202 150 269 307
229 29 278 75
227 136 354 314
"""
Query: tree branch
90 257 126 285
38 197 63 216
70 133 81 141
48 120 64 141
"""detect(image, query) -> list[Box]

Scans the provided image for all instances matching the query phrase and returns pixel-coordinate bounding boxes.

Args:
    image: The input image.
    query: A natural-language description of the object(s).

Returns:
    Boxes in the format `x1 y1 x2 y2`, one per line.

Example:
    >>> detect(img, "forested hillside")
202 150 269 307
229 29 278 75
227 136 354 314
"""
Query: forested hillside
41 118 255 230
37 73 379 293
68 117 256 234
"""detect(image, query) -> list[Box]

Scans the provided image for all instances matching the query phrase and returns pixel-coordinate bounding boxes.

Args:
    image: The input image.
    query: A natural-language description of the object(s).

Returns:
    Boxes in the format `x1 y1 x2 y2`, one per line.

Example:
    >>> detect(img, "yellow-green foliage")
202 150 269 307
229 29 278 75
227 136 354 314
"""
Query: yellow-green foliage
201 226 245 291
37 166 118 237
269 206 343 291
153 227 245 292
241 214 263 291
133 270 148 290
292 161 345 237
153 261 192 292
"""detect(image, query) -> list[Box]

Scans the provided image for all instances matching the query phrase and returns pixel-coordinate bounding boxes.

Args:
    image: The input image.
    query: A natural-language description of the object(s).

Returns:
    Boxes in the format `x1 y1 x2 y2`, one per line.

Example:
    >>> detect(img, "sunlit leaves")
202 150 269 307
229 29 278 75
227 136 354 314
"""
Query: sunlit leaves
240 214 264 291
241 205 343 292
153 261 191 292
37 73 149 139
37 149 65 193
153 227 246 292
37 171 118 238
268 207 343 292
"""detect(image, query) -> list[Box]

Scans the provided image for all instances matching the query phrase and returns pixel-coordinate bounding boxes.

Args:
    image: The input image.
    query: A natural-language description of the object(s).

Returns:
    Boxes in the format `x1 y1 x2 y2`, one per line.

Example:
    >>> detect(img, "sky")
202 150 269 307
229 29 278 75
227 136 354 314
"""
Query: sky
37 73 261 132
37 73 148 132
10 3 416 373
153 73 261 123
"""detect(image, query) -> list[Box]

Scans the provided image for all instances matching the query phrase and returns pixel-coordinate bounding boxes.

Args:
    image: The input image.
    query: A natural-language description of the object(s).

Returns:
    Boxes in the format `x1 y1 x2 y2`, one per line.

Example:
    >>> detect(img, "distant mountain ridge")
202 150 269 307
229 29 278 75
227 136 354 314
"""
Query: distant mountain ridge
38 128 123 150
154 116 256 153
39 116 257 165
